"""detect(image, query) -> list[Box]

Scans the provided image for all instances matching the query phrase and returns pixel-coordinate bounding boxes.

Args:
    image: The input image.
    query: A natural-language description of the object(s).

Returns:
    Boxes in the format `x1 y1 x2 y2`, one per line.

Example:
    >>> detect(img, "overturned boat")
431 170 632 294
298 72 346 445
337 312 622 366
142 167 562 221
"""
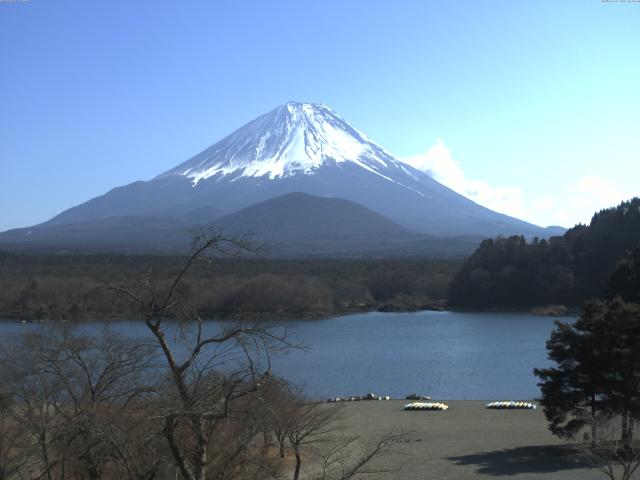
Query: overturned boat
404 402 449 411
486 401 536 409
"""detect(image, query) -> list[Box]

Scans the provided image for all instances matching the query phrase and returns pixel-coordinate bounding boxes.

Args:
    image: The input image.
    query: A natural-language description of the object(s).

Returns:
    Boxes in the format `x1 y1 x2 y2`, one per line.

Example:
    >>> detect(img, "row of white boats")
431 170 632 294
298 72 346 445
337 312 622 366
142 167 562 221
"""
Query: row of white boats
326 393 392 402
323 395 537 410
404 402 449 411
403 401 537 411
485 401 537 409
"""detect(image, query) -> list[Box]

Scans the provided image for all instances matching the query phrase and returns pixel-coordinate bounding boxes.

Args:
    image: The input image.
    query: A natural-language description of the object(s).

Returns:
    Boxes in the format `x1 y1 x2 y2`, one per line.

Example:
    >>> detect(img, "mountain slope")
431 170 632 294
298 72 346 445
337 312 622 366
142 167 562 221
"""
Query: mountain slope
0 207 223 253
0 216 192 253
0 193 479 257
215 192 411 238
212 192 479 257
1 102 559 254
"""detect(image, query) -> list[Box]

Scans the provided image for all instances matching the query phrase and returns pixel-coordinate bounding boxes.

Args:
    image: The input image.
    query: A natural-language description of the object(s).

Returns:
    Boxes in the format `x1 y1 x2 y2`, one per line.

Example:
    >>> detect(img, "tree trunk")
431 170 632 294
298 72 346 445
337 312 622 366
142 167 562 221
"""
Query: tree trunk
39 429 53 480
81 452 100 480
192 420 207 480
292 446 301 480
622 413 631 447
591 393 597 446
163 417 194 480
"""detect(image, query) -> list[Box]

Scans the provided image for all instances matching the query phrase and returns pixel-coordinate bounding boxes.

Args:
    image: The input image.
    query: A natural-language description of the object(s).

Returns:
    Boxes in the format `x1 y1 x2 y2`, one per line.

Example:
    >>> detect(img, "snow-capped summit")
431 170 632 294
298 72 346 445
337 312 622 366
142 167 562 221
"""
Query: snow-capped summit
14 102 555 245
159 102 417 188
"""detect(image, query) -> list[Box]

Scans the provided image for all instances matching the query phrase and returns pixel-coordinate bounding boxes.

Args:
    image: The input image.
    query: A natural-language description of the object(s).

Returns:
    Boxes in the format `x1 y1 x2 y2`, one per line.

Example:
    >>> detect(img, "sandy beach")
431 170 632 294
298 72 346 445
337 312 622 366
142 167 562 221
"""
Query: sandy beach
325 400 604 480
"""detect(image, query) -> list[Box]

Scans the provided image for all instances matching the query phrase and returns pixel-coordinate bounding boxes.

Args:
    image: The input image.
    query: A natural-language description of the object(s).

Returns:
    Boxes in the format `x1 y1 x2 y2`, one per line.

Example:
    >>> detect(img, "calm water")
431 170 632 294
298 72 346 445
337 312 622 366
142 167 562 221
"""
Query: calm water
0 311 572 400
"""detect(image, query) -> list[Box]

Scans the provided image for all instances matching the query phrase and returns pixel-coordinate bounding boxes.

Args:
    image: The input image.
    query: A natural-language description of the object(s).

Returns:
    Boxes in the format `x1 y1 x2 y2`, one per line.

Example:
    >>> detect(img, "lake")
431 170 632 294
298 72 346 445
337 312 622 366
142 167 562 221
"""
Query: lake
0 310 571 400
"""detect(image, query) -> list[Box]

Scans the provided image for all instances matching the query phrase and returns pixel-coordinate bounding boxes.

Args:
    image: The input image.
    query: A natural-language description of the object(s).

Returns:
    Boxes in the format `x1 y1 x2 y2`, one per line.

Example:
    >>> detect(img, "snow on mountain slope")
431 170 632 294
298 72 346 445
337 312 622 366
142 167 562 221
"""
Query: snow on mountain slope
7 101 557 243
158 102 422 193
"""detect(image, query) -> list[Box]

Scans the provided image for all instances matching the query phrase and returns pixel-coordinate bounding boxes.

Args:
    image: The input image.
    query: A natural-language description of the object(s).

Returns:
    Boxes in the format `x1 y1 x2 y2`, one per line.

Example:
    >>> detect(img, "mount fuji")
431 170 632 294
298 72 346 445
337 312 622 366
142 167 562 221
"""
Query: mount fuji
0 102 561 255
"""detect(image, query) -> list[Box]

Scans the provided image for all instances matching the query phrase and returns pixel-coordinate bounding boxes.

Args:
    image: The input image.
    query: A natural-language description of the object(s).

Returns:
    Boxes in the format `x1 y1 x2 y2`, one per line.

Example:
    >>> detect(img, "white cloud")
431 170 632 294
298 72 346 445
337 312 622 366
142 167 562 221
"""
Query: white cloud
567 175 628 206
402 138 525 219
403 139 467 192
563 175 631 224
533 196 554 212
402 140 634 229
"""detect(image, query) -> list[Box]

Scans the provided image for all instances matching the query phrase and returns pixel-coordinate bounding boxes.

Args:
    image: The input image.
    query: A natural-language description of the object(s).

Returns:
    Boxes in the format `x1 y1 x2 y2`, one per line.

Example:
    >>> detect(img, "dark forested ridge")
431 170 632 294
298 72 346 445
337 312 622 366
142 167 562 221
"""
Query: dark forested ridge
449 198 640 310
0 253 459 321
5 198 639 320
0 193 481 258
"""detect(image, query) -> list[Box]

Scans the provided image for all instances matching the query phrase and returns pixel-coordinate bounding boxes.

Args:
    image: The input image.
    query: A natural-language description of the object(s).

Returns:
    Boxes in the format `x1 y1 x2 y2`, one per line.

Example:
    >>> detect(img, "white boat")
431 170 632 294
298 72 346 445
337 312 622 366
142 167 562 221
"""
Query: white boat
485 401 536 410
403 402 449 411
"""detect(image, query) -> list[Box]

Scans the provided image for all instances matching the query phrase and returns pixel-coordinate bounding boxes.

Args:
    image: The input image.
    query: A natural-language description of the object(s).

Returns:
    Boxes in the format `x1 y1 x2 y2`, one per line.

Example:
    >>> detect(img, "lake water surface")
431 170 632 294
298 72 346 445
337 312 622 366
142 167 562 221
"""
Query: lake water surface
0 311 572 400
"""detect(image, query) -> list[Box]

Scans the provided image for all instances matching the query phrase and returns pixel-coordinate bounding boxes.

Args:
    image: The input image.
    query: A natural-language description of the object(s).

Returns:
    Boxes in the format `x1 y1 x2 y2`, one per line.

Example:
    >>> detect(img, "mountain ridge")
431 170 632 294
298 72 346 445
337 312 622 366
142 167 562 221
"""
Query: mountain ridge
0 192 480 257
211 192 480 257
0 102 564 254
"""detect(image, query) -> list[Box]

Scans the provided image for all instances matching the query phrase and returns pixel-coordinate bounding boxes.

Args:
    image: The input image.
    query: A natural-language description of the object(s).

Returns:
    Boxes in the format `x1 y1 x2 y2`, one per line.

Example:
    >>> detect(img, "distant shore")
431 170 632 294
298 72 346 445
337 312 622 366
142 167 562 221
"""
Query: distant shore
0 299 450 323
0 303 580 323
0 299 582 323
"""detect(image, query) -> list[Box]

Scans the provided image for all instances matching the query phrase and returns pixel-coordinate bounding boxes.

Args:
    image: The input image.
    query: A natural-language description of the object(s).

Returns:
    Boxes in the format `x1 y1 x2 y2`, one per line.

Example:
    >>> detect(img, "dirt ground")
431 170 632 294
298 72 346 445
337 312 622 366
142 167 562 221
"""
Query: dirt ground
318 400 608 480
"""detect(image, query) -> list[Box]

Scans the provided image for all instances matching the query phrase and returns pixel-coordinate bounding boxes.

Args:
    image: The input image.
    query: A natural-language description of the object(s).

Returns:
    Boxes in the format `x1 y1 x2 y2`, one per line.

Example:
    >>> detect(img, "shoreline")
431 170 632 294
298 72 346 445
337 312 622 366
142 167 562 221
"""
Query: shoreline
0 303 578 323
0 305 440 323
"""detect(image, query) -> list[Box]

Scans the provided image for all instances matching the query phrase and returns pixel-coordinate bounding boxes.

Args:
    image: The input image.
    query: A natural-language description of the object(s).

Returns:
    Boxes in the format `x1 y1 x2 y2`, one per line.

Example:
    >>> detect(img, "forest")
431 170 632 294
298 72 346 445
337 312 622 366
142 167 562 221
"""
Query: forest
449 198 640 310
0 252 458 321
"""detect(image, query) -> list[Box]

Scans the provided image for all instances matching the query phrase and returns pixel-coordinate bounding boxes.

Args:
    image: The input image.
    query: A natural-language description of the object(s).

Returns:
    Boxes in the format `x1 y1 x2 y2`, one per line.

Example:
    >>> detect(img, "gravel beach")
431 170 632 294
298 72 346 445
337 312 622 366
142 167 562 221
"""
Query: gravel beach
327 400 604 480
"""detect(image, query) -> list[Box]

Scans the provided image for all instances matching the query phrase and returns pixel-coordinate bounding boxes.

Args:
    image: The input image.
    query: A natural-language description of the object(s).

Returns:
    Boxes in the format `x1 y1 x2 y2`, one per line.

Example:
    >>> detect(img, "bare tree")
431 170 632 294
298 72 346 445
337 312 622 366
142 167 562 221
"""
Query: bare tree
0 331 65 480
0 326 166 480
111 228 290 480
258 376 298 459
286 399 343 480
309 432 405 480
578 416 640 480
276 385 404 480
0 389 25 480
35 327 161 480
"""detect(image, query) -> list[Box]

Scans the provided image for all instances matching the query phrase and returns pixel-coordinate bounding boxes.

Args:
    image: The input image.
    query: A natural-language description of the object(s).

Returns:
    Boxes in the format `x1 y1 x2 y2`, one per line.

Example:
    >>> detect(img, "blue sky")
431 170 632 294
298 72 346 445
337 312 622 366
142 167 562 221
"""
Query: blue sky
1 0 639 230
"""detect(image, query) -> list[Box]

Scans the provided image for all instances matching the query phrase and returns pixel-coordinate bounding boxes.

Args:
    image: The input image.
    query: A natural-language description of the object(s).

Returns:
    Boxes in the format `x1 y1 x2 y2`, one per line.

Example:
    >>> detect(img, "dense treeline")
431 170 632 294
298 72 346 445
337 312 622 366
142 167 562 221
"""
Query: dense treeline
0 253 459 321
449 198 640 310
609 244 640 304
